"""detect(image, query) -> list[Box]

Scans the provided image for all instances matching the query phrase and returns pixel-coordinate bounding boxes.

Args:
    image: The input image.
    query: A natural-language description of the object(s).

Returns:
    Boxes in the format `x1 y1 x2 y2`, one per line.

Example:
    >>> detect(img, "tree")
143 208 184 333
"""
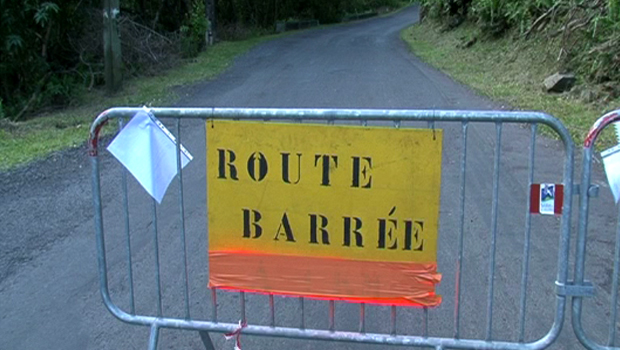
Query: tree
207 0 217 44
103 0 122 93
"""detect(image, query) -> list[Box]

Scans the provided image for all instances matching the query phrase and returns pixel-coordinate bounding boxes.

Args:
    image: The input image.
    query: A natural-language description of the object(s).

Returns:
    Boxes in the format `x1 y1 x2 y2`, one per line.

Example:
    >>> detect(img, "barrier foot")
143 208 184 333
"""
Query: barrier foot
199 330 216 350
148 324 160 350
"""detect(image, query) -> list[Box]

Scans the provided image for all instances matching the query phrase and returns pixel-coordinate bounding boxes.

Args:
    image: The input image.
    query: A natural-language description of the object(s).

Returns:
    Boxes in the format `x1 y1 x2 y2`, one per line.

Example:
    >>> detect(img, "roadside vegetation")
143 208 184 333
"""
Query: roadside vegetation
0 38 268 170
0 0 406 171
405 0 620 147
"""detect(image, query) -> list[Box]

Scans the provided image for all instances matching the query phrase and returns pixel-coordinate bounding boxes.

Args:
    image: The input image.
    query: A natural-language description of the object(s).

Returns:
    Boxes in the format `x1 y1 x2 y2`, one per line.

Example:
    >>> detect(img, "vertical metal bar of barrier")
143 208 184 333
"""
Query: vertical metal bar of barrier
240 291 246 323
390 118 400 337
211 288 218 322
486 122 503 340
175 119 191 319
269 294 275 327
209 114 218 330
152 200 163 316
425 120 434 340
299 297 305 329
329 300 335 332
391 306 397 335
518 124 537 342
91 146 112 321
359 304 366 333
608 207 620 346
552 109 574 348
454 121 469 339
573 126 594 348
424 307 429 338
119 118 135 315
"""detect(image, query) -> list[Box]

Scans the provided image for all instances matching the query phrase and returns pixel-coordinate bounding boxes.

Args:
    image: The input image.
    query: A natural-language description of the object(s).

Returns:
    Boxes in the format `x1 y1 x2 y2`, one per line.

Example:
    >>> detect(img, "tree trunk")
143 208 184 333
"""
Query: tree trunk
103 0 122 93
151 0 166 29
207 0 217 44
182 0 192 16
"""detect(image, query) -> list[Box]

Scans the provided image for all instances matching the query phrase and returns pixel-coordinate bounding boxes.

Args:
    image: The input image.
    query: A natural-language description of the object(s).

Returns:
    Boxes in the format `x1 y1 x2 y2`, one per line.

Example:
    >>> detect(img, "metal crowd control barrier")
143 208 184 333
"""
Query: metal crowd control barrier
574 109 620 350
89 108 575 350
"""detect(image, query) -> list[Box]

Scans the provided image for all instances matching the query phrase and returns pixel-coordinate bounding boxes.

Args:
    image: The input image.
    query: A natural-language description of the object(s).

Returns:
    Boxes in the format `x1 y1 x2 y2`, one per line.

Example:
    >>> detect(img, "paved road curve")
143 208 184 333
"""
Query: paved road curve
1 4 617 350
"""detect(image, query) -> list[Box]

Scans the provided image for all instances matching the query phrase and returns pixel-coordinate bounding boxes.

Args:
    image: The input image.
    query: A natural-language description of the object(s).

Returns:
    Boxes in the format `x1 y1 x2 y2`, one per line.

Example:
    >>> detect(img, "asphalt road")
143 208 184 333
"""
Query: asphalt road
1 4 618 350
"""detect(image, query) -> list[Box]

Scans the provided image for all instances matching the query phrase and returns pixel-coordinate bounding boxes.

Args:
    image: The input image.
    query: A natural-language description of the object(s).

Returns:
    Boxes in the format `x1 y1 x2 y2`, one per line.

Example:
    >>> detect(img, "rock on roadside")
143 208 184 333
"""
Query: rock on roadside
544 72 576 93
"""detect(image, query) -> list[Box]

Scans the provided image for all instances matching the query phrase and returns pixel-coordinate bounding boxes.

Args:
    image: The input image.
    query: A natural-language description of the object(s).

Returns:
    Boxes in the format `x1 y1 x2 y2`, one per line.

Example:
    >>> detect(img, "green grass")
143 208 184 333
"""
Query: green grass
402 20 620 149
0 35 277 171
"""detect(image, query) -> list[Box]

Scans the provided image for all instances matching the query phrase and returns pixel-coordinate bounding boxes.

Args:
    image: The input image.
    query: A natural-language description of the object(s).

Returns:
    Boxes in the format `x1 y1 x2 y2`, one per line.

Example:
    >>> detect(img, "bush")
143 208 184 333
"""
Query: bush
181 1 208 58
1 0 409 119
0 0 206 120
575 18 620 83
216 0 406 38
420 0 620 87
0 0 90 120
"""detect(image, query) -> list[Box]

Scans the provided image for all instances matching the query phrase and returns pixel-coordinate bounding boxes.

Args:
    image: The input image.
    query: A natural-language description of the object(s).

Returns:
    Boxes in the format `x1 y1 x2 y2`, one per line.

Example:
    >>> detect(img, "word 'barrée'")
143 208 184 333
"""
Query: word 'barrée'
242 207 425 251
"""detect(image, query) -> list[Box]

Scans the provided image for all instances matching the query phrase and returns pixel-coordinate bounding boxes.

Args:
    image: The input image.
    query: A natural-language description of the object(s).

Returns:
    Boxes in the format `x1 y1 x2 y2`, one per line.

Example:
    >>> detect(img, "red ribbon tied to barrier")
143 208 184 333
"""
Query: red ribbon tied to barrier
224 320 248 350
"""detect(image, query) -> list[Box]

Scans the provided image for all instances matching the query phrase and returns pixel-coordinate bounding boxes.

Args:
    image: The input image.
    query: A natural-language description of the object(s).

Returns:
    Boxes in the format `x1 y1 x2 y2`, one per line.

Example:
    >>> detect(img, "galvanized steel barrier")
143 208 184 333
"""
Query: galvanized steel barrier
89 107 576 350
573 109 620 350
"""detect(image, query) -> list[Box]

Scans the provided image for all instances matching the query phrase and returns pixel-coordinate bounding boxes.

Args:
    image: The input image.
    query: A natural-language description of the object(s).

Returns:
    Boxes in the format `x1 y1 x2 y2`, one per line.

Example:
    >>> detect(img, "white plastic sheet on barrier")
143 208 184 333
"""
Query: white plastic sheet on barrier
602 144 620 203
107 110 193 203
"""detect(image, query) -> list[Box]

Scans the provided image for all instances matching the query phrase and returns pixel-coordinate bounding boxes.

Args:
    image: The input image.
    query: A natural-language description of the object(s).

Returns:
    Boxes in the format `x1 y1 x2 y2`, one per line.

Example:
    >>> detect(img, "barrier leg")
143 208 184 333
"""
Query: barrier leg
148 325 160 350
199 331 216 350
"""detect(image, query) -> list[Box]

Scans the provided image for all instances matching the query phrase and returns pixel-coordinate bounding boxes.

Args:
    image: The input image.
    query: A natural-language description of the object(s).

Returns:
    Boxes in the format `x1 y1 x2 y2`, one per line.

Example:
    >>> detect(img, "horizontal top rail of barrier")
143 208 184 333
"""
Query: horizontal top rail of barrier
90 108 573 152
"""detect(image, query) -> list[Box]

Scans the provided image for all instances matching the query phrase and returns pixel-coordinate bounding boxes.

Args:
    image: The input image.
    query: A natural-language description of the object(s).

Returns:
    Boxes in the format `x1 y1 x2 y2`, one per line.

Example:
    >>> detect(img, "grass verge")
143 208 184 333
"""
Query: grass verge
0 35 277 171
401 20 620 149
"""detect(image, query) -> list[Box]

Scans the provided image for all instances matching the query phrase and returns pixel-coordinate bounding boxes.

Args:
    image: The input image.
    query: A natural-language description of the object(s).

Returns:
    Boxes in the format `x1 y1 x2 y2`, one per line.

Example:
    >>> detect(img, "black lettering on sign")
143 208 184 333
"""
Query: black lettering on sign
247 152 268 182
377 206 398 250
274 213 296 242
404 220 425 251
240 209 424 252
218 149 238 180
281 152 302 184
343 217 364 247
314 154 338 186
351 156 372 188
242 209 262 238
309 214 330 245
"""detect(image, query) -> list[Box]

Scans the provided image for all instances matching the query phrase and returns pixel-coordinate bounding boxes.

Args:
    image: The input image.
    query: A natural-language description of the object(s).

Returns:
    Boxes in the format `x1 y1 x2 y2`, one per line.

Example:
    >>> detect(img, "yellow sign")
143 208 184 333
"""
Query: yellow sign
207 120 443 263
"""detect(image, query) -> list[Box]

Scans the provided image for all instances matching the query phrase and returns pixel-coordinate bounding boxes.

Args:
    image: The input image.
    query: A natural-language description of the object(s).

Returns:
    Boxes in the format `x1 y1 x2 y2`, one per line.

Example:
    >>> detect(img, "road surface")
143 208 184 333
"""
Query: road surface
1 4 617 350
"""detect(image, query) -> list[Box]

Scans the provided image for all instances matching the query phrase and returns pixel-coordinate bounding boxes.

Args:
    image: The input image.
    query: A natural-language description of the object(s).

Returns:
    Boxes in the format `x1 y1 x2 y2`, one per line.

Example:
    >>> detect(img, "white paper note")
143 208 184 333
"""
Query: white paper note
107 110 193 203
602 144 620 204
